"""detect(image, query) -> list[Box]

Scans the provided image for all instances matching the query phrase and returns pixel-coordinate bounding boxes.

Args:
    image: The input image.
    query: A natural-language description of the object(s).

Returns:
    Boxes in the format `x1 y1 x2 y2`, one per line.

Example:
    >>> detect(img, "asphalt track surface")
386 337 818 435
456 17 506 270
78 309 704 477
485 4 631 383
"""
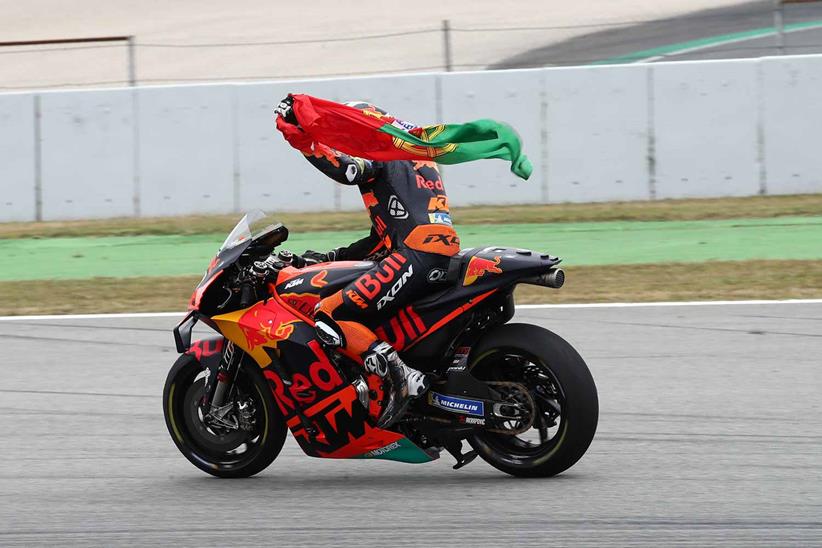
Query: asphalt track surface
495 1 822 68
1 302 821 546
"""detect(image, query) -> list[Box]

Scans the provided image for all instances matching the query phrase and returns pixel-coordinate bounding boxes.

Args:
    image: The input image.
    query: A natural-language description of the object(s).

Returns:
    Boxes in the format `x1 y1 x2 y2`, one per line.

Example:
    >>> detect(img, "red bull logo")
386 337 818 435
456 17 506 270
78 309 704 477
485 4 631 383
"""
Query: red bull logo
463 256 502 286
238 304 298 351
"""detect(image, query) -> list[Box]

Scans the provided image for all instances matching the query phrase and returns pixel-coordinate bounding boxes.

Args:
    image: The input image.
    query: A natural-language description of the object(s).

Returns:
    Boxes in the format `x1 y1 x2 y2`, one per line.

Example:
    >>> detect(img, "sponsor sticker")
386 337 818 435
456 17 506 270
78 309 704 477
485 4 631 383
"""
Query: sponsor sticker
392 118 418 132
376 265 414 310
426 268 447 283
429 392 485 416
463 416 485 425
365 440 401 457
428 212 452 225
463 256 502 286
387 195 408 219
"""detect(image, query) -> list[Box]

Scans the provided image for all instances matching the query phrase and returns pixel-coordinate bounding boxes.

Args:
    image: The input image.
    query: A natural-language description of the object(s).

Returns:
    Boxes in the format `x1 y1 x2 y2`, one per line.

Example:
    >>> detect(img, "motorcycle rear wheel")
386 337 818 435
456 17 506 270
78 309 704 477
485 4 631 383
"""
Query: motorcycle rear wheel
468 323 598 478
163 353 287 478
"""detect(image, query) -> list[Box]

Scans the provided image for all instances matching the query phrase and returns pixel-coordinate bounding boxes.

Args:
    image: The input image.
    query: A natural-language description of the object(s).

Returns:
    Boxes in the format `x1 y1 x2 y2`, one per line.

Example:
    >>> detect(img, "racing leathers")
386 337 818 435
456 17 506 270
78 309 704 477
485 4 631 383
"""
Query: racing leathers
287 129 460 428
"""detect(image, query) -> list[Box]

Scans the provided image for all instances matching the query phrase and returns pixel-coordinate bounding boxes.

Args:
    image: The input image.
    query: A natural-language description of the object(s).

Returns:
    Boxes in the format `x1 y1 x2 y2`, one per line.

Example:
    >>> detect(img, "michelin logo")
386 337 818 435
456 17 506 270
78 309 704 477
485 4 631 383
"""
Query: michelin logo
429 392 484 416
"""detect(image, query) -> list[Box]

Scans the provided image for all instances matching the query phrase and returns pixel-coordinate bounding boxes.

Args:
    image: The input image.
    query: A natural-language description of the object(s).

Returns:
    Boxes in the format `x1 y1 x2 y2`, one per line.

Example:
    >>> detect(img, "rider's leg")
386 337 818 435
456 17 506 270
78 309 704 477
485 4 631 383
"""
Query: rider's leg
313 249 448 427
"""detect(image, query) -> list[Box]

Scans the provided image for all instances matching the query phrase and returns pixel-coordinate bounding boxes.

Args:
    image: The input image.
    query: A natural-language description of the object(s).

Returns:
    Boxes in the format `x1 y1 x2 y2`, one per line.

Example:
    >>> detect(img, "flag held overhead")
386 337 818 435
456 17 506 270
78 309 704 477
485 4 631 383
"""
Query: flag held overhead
279 94 533 180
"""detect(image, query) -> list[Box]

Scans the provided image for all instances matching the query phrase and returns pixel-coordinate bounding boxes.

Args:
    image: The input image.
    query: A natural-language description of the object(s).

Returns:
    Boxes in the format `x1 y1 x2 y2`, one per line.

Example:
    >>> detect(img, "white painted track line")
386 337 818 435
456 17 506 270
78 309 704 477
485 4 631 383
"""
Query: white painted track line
0 298 820 321
518 298 822 309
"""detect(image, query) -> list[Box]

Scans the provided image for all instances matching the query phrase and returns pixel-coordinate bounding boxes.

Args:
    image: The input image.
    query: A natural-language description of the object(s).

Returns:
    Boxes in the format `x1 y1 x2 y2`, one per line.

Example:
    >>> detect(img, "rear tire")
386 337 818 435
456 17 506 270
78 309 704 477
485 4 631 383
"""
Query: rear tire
163 353 287 478
467 323 598 478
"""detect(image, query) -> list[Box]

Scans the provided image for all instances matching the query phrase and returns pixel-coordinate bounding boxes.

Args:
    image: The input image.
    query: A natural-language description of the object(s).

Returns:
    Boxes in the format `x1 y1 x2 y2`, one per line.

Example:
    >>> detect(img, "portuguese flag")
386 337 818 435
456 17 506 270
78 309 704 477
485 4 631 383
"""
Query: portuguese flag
276 94 533 180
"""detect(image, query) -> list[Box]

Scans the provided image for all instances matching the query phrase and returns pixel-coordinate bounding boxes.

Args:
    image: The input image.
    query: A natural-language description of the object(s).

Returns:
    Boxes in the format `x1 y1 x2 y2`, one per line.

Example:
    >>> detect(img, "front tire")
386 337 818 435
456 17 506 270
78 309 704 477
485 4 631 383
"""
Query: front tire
163 353 287 478
468 323 598 478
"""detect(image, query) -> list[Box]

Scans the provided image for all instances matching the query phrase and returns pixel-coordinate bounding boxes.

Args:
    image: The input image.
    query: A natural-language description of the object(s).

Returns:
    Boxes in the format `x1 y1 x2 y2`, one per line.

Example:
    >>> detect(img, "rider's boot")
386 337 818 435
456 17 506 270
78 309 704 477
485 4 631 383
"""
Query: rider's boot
363 341 430 429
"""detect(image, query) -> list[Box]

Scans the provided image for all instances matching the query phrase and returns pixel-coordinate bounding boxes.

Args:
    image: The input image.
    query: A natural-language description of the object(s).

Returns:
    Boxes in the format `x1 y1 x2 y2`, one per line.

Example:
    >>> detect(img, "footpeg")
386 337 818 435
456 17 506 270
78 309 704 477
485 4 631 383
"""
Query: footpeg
452 450 478 470
445 440 478 470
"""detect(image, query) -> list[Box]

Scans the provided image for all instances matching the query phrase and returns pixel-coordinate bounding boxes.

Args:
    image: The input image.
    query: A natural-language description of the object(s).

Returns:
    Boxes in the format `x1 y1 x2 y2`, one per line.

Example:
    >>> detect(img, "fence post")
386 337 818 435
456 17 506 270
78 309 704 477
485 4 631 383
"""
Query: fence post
442 19 453 71
127 35 137 85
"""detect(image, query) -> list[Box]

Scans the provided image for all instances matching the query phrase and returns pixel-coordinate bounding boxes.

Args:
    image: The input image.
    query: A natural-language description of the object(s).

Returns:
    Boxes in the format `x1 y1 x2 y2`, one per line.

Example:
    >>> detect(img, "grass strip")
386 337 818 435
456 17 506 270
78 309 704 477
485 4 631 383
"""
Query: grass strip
2 260 819 317
2 194 822 240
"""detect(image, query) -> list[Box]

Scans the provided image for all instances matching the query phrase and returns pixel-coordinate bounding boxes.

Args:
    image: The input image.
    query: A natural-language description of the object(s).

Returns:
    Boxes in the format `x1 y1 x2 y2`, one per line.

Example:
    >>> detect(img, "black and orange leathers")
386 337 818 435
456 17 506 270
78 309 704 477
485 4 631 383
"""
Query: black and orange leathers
302 143 459 356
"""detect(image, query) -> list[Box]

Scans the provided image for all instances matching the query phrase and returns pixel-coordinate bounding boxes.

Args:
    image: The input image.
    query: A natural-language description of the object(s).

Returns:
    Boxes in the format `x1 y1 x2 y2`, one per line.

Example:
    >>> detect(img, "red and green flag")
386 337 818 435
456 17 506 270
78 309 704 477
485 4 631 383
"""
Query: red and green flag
276 94 533 180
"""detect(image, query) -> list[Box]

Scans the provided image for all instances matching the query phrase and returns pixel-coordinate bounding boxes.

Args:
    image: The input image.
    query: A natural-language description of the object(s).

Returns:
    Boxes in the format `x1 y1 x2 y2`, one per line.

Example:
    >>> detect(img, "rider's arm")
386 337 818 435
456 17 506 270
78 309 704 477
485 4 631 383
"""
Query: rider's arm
276 96 382 186
304 227 387 263
301 144 382 186
336 227 387 260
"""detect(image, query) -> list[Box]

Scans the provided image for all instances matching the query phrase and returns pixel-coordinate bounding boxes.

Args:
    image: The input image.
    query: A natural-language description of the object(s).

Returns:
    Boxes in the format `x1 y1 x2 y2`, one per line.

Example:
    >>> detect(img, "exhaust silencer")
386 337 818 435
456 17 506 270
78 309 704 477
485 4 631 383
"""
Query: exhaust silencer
524 267 565 289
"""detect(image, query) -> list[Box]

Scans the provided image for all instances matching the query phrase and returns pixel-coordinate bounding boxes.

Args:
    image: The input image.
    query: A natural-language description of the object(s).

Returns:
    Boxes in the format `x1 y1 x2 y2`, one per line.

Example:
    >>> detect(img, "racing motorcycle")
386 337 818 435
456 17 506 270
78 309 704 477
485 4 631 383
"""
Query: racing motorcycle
164 211 598 478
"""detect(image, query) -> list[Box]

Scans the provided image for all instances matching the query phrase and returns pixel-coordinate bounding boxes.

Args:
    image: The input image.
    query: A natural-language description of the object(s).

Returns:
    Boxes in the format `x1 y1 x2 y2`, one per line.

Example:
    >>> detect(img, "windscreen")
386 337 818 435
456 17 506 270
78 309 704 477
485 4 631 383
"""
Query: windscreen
219 210 263 252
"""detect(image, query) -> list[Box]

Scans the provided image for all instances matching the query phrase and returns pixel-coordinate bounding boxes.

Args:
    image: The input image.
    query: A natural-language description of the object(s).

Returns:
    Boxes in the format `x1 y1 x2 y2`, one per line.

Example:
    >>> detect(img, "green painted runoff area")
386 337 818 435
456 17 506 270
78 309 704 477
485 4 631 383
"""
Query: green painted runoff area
1 217 821 281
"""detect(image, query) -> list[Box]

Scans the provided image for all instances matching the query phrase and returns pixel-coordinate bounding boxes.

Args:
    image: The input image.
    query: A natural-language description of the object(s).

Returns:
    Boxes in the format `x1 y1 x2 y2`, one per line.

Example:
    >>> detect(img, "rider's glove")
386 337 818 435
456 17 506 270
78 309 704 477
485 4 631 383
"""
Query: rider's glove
275 97 312 152
301 248 341 265
274 95 299 125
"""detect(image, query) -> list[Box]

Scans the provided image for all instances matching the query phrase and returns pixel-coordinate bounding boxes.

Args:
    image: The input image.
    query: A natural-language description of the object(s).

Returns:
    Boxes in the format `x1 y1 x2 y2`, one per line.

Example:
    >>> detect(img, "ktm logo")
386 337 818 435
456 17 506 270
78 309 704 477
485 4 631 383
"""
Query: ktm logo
346 289 368 310
423 233 460 247
463 256 502 286
428 196 448 212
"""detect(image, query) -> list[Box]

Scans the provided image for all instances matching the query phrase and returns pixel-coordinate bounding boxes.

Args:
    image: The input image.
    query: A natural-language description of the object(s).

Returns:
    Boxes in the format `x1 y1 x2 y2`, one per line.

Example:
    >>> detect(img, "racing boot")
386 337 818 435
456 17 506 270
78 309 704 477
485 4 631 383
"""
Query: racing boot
363 341 430 429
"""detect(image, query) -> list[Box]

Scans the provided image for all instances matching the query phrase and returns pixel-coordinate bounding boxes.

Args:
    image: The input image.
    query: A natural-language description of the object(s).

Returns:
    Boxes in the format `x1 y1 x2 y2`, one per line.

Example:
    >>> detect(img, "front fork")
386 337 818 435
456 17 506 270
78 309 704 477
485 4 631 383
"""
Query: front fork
200 340 247 430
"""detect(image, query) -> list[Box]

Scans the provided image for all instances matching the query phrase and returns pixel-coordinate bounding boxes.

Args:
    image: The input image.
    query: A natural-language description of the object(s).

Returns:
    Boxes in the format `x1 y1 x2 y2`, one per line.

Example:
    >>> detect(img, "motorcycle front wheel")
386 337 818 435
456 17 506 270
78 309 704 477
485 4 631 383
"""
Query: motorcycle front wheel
468 323 599 478
163 353 287 478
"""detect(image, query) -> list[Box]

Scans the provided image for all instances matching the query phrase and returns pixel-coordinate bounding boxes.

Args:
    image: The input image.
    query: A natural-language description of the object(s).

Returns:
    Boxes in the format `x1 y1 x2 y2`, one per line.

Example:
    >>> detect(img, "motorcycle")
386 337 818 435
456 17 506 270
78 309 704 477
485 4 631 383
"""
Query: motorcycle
163 210 598 478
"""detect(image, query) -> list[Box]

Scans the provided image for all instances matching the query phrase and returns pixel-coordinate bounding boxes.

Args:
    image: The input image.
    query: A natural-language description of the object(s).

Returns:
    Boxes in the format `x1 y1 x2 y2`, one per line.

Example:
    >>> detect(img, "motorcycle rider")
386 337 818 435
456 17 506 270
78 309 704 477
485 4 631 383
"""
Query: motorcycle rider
274 96 460 428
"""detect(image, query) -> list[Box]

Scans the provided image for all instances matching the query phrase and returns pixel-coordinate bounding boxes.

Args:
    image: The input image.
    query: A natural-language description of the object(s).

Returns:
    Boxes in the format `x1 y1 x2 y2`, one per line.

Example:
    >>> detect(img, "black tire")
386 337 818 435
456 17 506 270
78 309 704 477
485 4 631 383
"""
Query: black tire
467 323 598 478
163 353 287 478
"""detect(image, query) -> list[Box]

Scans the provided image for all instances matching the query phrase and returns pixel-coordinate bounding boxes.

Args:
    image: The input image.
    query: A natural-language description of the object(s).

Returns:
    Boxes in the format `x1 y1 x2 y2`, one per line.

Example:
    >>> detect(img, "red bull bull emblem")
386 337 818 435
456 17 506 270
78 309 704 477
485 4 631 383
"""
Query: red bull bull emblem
238 304 298 351
463 256 503 286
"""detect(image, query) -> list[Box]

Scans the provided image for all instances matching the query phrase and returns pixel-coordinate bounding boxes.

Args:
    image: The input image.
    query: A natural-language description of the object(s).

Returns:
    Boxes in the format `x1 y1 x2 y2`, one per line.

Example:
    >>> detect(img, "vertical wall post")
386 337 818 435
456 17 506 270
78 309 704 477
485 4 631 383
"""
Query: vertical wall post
230 86 241 213
756 60 769 195
539 72 550 203
442 19 453 72
127 35 137 86
33 94 43 221
646 65 657 200
773 1 785 55
131 88 141 217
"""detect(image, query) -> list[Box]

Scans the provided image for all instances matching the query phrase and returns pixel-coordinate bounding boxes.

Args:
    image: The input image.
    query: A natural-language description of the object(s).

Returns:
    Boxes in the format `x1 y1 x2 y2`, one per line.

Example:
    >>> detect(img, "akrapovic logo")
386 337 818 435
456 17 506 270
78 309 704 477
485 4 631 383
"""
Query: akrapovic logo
429 392 484 416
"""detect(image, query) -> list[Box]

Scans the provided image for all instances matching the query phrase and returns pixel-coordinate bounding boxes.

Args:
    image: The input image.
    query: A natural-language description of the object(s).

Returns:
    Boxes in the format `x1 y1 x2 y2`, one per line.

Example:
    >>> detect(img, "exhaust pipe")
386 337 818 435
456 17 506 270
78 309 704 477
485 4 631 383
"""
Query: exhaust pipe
523 267 565 289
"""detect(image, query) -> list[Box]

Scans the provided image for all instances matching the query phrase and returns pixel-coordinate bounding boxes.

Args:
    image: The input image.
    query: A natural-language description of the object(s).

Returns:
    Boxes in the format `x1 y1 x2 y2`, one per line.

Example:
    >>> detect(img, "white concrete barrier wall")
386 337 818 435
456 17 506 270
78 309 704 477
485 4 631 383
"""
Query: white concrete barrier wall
0 93 36 222
0 54 819 222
